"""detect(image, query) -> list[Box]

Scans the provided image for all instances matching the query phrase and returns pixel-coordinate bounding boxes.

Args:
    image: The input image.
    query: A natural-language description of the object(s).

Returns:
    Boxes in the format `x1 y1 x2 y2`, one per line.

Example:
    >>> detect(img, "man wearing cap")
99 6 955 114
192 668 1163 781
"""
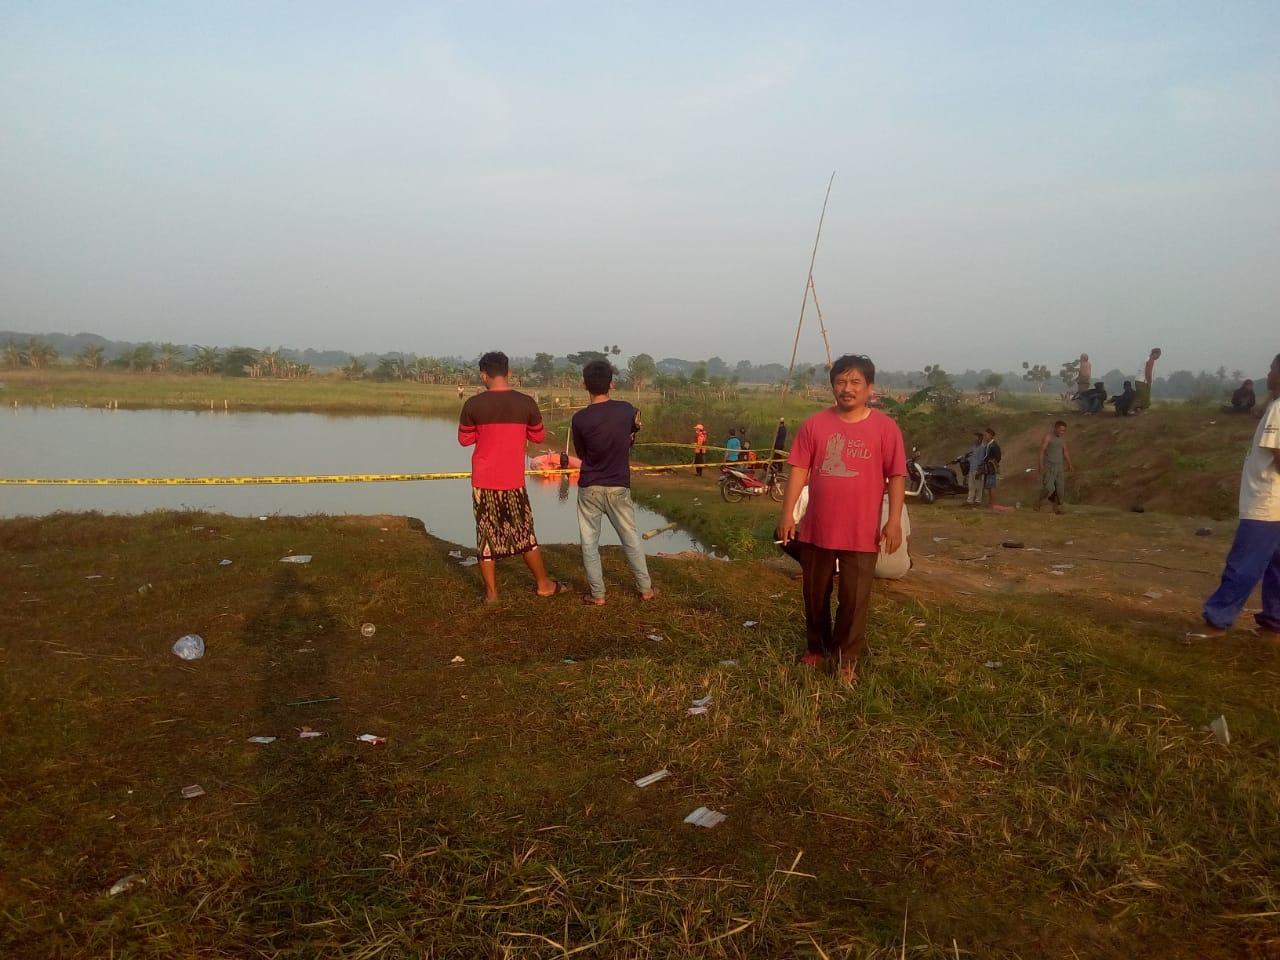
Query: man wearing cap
693 423 708 476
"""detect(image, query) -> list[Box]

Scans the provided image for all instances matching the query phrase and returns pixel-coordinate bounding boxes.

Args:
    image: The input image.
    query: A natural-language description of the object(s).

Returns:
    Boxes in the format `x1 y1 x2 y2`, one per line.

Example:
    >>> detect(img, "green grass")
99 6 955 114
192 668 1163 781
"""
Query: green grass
3 511 1278 958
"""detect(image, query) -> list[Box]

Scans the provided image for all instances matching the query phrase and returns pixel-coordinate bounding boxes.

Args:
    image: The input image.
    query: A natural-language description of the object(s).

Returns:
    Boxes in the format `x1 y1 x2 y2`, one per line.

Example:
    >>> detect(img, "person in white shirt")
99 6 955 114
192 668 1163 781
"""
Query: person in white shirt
1196 353 1280 637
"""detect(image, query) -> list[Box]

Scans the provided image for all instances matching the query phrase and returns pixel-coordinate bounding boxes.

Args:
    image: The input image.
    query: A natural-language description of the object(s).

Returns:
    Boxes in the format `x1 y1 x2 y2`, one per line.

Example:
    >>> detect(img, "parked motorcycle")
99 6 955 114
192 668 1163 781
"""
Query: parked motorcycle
905 447 970 503
719 464 785 503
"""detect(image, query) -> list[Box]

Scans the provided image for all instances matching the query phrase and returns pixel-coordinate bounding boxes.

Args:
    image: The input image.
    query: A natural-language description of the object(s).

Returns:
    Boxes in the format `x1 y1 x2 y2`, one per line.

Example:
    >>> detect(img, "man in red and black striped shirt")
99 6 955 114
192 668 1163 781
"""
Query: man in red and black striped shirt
458 351 568 602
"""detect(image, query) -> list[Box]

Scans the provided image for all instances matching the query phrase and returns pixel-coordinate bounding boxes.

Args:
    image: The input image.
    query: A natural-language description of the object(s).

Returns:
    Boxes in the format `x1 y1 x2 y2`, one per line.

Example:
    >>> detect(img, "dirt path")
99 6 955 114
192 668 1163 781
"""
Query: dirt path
758 498 1248 638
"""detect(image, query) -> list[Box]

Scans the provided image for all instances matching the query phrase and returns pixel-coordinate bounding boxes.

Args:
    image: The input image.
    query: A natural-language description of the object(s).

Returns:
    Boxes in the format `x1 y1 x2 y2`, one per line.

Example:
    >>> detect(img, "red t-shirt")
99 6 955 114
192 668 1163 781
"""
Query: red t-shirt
458 388 545 490
788 407 906 552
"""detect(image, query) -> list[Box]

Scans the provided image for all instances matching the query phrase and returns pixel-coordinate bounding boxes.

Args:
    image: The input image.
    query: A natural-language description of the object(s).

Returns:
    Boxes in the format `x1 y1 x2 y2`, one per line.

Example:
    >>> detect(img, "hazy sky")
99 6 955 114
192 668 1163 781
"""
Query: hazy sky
3 2 1278 377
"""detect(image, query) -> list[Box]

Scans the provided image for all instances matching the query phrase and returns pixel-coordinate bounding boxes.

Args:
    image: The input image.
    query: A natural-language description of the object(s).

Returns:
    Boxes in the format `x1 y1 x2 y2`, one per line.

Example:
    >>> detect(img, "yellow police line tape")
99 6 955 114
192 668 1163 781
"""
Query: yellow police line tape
0 443 785 486
0 460 785 486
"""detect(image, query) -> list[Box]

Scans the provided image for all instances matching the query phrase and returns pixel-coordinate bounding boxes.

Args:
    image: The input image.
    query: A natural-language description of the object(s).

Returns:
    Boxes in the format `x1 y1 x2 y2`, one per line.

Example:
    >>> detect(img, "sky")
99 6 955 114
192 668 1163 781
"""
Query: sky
2 2 1278 377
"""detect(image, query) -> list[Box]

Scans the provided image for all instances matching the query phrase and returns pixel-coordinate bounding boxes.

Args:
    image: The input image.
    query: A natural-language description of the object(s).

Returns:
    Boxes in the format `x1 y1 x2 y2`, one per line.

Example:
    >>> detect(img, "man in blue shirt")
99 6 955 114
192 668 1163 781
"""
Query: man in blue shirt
725 428 741 463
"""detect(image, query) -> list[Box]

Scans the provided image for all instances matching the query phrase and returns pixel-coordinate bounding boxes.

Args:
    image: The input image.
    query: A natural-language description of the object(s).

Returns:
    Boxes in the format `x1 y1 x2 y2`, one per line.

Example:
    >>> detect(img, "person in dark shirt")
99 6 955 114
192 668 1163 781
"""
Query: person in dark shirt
981 427 1003 505
1111 381 1137 416
1228 380 1256 414
1076 381 1108 414
771 418 788 475
571 360 656 605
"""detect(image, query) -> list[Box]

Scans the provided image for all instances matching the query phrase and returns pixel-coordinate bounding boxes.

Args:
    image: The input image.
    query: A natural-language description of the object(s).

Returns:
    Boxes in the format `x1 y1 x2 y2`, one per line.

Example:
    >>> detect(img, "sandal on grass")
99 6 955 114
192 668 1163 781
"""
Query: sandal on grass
537 580 571 598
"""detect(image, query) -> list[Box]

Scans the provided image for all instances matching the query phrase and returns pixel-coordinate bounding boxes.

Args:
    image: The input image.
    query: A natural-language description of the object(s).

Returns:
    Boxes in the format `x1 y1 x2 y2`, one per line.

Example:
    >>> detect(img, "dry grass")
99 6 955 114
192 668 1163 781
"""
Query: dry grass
3 508 1279 959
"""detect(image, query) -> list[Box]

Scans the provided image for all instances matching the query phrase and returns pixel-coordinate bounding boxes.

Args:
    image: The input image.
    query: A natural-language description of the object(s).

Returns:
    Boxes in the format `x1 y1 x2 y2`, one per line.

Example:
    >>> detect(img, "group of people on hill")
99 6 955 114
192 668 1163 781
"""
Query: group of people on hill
1071 348 1158 416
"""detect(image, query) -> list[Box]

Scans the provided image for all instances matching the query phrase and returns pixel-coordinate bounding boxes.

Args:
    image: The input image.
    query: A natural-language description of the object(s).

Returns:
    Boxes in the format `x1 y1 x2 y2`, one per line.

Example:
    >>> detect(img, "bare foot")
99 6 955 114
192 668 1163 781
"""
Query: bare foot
582 595 606 606
640 589 658 601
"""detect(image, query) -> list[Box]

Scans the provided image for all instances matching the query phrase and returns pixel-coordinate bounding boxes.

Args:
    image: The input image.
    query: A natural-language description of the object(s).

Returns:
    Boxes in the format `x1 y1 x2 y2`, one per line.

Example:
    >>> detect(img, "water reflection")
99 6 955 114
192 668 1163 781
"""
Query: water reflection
0 408 702 553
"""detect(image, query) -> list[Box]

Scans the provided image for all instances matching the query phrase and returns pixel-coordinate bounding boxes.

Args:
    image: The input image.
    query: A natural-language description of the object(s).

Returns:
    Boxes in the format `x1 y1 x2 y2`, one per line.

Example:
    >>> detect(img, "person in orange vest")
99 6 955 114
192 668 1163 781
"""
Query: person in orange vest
742 440 758 476
693 423 708 476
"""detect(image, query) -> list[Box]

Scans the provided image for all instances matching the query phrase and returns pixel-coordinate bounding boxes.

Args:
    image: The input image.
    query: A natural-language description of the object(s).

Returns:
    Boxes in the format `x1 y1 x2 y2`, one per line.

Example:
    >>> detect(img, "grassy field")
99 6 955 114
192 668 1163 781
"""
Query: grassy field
4 371 1276 956
2 503 1277 959
0 369 498 416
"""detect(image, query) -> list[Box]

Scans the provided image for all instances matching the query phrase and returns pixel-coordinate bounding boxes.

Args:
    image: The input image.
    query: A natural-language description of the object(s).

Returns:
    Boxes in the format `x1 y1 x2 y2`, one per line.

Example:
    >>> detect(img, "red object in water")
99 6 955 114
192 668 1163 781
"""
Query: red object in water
529 453 582 472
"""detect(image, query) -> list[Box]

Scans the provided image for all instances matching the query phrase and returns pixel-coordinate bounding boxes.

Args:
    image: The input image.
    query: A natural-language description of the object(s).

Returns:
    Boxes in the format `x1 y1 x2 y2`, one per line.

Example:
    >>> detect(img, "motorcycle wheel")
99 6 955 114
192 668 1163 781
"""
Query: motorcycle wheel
721 479 745 503
768 476 786 501
921 482 936 504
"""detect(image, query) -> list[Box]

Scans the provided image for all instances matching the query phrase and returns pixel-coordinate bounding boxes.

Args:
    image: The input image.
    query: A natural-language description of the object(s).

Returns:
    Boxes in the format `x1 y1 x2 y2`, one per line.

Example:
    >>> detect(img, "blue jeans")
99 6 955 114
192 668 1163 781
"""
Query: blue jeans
577 485 653 600
1202 519 1280 631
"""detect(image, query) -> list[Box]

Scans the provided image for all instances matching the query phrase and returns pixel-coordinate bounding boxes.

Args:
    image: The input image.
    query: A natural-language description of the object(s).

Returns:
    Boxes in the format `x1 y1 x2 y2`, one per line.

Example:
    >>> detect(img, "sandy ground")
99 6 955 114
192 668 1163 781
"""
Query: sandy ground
759 499 1263 640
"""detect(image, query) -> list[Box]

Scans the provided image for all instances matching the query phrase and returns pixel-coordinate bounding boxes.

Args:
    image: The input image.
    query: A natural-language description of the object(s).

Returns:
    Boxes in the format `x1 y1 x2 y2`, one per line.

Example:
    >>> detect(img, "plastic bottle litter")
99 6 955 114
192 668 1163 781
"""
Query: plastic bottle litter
280 554 313 564
172 634 205 660
180 784 205 799
356 733 387 744
246 736 276 744
360 623 376 638
108 874 146 896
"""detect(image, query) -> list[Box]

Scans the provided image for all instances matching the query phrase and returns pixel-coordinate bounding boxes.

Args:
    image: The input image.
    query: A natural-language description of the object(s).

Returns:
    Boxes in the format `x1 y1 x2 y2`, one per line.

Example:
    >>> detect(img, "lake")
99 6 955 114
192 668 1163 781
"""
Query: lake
0 407 702 553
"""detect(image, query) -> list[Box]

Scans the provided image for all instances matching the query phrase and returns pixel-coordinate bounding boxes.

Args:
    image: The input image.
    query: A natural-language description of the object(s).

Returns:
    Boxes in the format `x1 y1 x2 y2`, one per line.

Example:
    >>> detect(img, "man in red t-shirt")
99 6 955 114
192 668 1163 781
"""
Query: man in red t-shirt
778 354 906 684
458 351 567 603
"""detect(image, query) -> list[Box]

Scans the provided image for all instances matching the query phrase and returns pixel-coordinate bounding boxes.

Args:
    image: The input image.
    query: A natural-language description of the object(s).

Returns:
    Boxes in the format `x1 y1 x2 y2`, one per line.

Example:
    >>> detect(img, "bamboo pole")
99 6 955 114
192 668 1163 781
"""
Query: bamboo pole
781 171 835 407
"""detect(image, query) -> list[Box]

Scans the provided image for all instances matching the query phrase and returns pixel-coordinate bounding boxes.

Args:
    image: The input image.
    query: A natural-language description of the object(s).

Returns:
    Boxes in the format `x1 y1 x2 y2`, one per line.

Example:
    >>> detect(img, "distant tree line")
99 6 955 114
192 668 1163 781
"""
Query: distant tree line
0 331 1259 402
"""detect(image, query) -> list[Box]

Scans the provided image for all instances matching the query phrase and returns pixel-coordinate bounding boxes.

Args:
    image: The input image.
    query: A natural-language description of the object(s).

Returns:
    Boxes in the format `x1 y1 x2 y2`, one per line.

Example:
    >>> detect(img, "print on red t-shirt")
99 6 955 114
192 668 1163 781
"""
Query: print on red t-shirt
787 408 906 553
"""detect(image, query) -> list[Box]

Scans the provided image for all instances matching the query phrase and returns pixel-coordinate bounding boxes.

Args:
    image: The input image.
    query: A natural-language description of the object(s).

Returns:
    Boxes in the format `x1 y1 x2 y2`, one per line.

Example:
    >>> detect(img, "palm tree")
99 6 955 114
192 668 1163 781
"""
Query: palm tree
76 344 105 369
190 346 222 375
157 343 183 373
258 348 282 378
125 345 155 372
221 347 259 377
1 341 25 368
413 357 436 384
26 339 58 369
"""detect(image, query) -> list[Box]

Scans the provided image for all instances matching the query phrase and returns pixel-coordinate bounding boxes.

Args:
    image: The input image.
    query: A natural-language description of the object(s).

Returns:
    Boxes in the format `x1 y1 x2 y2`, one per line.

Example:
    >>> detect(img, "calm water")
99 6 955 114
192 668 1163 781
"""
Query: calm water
0 408 702 553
